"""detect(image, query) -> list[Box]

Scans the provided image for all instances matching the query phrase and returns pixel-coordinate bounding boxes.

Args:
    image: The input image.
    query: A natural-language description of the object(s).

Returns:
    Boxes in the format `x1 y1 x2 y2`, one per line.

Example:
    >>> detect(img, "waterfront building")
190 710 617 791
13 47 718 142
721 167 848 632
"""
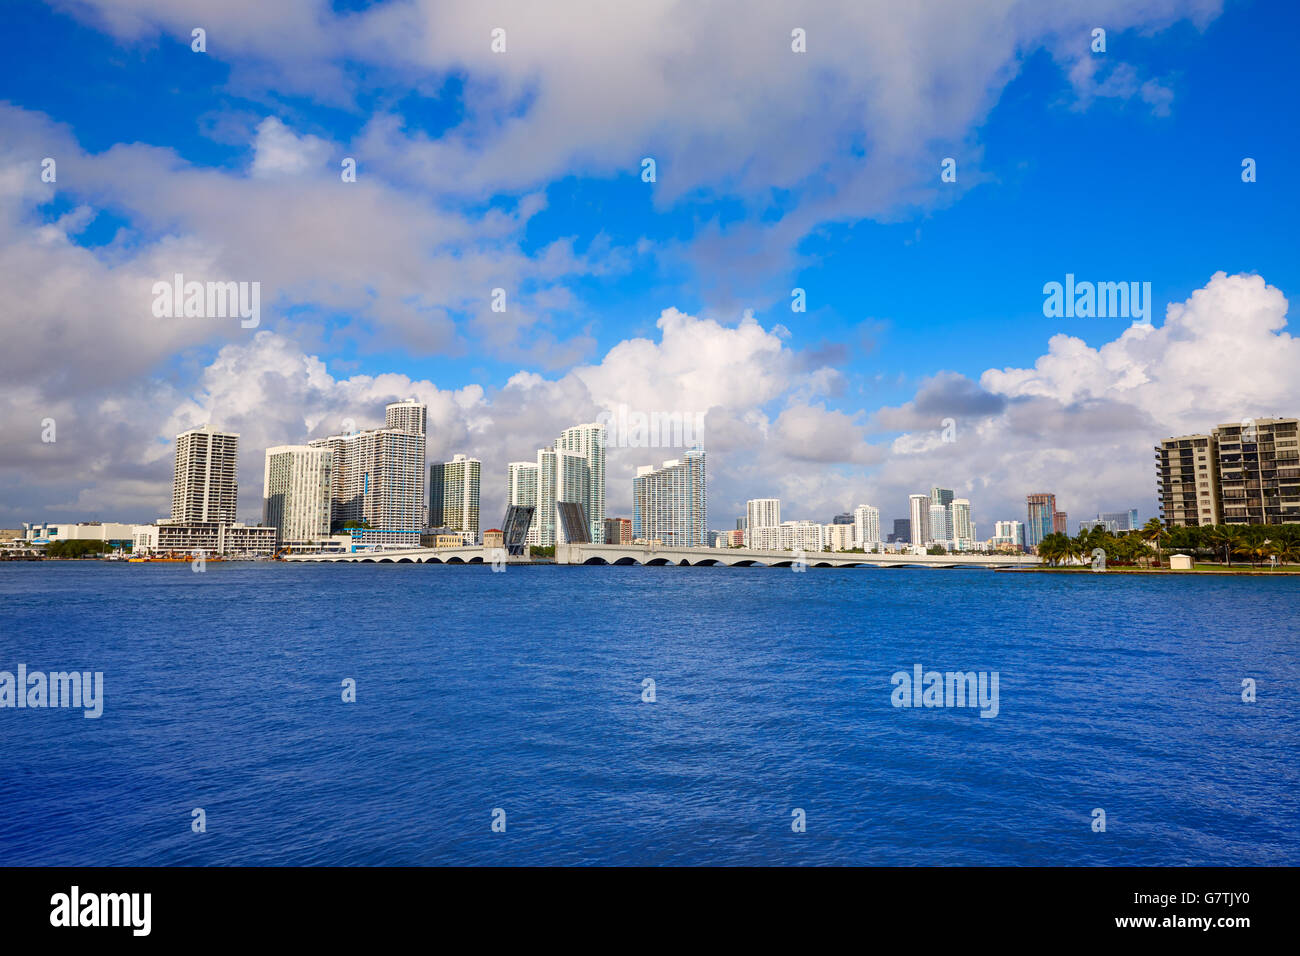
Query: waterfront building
133 521 276 557
22 522 136 548
434 454 481 541
745 498 781 546
1211 418 1300 525
824 523 855 552
780 520 823 553
632 446 707 547
555 423 606 543
172 425 239 525
853 504 880 549
928 503 950 546
262 445 333 548
1025 493 1057 550
908 495 930 547
950 498 973 551
310 401 426 547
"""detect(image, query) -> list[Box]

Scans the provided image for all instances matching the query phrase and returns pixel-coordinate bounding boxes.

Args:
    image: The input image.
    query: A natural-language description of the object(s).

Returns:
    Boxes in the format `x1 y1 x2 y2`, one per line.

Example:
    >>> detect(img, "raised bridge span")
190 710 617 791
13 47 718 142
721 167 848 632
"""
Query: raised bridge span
284 542 1040 569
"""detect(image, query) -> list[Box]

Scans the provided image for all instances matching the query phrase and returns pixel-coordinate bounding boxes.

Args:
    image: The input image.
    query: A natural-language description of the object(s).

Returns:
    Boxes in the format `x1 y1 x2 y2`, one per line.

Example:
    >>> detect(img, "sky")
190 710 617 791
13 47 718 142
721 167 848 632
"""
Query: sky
1 0 1297 534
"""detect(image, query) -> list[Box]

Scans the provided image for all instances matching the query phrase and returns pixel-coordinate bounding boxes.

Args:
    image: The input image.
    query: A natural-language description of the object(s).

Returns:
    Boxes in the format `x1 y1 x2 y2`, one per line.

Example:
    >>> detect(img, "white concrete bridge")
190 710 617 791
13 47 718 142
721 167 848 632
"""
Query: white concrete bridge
284 542 1039 568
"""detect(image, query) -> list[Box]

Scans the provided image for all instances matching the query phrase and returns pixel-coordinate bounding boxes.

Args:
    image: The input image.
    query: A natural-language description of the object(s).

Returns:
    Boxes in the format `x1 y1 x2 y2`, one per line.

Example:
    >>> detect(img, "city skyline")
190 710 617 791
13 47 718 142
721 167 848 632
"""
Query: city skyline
3 3 1299 538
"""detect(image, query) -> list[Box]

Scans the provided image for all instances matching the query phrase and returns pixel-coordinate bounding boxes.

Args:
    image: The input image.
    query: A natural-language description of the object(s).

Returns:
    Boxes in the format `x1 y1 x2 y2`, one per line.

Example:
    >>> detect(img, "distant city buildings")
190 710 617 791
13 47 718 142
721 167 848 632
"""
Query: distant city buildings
853 504 881 549
1157 417 1299 526
990 520 1025 550
604 517 633 544
508 423 605 547
908 495 930 547
1078 509 1139 535
1025 493 1057 550
1052 510 1068 535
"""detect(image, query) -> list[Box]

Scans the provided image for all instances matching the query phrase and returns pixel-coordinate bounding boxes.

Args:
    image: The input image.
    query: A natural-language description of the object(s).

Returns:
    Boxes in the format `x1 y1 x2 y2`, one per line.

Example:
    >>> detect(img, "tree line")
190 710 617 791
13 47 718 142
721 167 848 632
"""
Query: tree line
1036 520 1300 568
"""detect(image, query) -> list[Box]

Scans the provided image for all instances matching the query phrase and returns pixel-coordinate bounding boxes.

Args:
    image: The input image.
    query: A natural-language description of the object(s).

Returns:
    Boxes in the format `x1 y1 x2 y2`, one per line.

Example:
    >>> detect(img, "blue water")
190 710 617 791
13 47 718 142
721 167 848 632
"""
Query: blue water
1 562 1297 866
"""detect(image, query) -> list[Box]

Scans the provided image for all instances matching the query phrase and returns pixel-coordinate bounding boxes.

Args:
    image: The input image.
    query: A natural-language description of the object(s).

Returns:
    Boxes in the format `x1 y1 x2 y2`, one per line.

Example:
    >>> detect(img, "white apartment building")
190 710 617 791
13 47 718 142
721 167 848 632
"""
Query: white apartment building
633 446 707 547
172 425 239 524
555 423 606 543
824 523 856 551
928 503 950 545
852 504 880 548
780 520 824 553
950 498 973 551
909 494 930 546
310 401 426 547
439 454 482 540
527 447 591 547
262 445 333 548
745 498 781 547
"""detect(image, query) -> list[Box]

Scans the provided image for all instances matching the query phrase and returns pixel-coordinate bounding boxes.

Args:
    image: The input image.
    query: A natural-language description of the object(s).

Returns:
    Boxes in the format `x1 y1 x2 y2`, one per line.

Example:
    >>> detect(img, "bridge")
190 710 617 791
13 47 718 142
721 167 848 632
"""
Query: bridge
284 542 1040 568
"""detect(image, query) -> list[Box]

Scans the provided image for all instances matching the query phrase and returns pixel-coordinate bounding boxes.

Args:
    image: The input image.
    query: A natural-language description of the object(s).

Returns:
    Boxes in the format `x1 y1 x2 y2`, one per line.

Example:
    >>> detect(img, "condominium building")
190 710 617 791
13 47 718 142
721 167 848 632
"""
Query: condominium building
824 523 856 552
310 401 426 547
1053 510 1068 535
950 498 973 550
432 454 481 541
929 486 955 509
746 498 781 544
1155 433 1220 526
852 504 880 549
134 521 277 557
262 445 333 548
781 520 823 553
991 520 1024 549
908 495 930 547
555 423 606 543
1025 493 1057 549
604 517 633 544
632 446 707 547
384 398 428 438
172 425 239 524
528 447 590 547
1212 418 1300 525
928 503 950 544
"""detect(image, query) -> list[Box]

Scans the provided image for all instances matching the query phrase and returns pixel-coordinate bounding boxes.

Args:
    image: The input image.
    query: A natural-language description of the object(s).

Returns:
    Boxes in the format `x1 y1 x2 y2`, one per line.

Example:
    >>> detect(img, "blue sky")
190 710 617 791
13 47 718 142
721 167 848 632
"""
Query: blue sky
1 0 1297 528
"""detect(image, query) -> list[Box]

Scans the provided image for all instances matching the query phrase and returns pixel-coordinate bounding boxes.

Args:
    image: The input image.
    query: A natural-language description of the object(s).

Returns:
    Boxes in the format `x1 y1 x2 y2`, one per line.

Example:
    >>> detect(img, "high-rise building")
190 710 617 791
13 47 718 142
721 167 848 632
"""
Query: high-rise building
1212 418 1300 525
526 447 590 547
1025 493 1057 549
908 495 930 547
852 504 880 548
892 518 910 543
384 398 427 437
262 445 333 548
929 486 954 509
310 404 426 547
831 512 854 525
172 425 240 524
1155 433 1220 527
928 503 949 544
554 423 606 543
1053 510 1068 534
632 446 707 547
950 498 973 550
507 461 539 544
746 498 781 545
434 454 481 540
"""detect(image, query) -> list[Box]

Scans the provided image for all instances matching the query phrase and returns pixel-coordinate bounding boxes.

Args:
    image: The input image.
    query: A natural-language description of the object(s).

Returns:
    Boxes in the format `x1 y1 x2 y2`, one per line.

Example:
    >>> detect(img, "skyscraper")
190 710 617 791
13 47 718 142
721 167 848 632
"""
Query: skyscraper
929 486 955 509
433 454 481 540
507 461 540 544
555 423 606 543
172 425 240 524
746 498 781 549
908 494 930 547
384 398 427 437
262 445 333 548
632 446 707 547
310 403 426 547
1025 493 1057 550
527 446 590 547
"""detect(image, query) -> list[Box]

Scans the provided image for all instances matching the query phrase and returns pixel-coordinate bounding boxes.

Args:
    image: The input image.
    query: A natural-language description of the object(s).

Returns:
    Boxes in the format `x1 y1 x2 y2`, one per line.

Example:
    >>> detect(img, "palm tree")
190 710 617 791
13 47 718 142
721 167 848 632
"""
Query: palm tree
1141 518 1168 568
1207 525 1237 567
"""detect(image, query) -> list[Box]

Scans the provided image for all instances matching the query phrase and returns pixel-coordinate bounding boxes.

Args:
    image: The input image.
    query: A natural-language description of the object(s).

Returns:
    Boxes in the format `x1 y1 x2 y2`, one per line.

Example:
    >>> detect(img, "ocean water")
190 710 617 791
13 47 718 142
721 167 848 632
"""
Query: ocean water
0 561 1297 866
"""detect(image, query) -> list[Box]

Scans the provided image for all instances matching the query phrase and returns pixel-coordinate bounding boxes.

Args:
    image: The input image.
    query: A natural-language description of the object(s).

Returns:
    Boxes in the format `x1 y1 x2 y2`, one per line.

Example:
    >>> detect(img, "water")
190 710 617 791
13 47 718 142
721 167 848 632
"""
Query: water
1 562 1297 866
